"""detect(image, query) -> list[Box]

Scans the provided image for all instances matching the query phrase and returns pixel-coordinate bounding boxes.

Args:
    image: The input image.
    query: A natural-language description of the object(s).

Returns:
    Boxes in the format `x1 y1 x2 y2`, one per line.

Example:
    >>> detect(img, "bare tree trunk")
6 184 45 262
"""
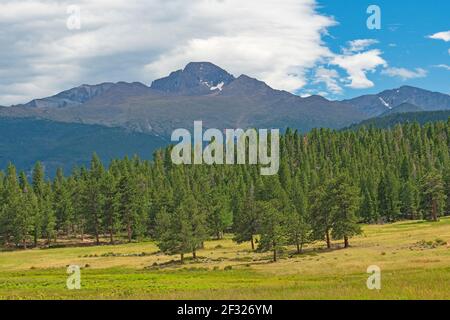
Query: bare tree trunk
344 235 349 248
127 220 132 243
34 230 38 247
432 199 438 222
296 237 301 254
109 214 114 244
250 236 255 251
273 240 277 262
180 253 184 264
193 249 197 259
93 212 100 245
326 230 331 249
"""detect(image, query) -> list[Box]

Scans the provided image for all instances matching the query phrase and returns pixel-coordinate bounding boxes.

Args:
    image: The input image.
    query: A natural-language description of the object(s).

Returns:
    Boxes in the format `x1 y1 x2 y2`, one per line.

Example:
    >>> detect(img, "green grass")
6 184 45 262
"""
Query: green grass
1 218 449 300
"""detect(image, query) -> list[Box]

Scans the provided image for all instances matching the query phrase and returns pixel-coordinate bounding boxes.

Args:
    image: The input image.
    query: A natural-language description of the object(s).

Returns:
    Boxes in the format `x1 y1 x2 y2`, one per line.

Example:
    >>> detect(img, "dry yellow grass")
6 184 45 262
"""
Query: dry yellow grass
0 217 449 300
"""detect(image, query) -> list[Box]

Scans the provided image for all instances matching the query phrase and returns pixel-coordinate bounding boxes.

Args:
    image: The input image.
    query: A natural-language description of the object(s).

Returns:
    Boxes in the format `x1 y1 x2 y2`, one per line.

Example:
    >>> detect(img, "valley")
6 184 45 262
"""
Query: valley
0 218 449 300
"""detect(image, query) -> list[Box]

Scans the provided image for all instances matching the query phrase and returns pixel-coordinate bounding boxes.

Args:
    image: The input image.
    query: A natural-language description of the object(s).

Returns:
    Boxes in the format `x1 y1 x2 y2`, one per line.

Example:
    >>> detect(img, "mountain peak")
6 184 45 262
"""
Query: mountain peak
14 82 152 109
150 62 235 95
19 82 116 109
345 85 450 117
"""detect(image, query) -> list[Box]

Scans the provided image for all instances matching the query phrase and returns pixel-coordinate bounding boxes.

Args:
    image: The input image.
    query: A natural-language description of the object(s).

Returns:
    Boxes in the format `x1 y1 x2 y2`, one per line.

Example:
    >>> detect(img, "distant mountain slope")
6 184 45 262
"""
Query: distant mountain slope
348 110 450 129
0 118 167 176
0 62 367 135
1 62 449 137
343 86 450 117
14 83 116 109
381 102 423 116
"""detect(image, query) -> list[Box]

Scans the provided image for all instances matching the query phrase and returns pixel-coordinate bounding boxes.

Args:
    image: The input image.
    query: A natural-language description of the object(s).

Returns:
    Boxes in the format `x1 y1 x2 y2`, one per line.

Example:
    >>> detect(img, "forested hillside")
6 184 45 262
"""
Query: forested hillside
349 110 450 129
0 119 449 261
0 118 167 175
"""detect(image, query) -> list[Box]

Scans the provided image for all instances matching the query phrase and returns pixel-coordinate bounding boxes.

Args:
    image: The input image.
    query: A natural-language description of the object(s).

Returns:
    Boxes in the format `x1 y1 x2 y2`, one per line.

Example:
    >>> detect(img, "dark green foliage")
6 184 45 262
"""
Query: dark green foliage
420 171 447 221
0 118 167 176
0 120 448 260
349 111 450 130
258 201 287 262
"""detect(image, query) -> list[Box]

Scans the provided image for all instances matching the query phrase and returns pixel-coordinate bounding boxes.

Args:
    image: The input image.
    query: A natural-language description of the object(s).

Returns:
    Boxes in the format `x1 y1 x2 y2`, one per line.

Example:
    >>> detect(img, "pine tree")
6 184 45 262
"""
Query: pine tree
41 182 56 244
400 179 419 220
360 186 378 223
52 168 74 235
102 171 120 244
206 192 232 240
310 184 333 249
2 165 24 246
82 155 105 245
32 162 45 246
156 195 207 262
444 168 450 215
329 175 362 248
421 171 447 221
258 201 287 262
378 170 401 222
233 185 260 250
117 172 141 242
286 183 311 254
16 172 38 248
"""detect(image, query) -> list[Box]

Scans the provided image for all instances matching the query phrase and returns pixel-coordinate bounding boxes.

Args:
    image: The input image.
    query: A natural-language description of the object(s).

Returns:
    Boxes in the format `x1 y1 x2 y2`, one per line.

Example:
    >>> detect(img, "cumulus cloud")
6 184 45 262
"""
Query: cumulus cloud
0 0 337 105
312 67 342 94
330 40 386 89
428 31 450 42
145 0 337 92
381 67 427 80
312 39 387 90
343 39 379 54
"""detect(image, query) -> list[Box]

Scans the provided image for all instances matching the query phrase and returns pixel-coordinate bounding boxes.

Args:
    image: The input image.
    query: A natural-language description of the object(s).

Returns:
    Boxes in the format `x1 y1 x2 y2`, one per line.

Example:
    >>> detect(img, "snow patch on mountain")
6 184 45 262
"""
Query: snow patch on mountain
379 97 391 109
210 82 225 91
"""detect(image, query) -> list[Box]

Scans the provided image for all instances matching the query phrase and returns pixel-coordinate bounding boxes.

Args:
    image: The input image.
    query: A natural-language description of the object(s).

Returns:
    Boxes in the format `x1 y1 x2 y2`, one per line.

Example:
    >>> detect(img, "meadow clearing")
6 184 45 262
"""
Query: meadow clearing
0 217 449 300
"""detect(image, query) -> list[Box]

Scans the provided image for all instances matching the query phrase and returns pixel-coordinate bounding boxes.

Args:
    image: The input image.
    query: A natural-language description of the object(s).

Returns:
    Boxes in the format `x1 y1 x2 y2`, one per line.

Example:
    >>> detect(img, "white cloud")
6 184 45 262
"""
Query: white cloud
343 39 378 54
312 67 342 94
145 0 336 93
434 64 450 71
314 39 387 90
0 0 341 105
428 31 450 42
331 49 386 89
381 67 427 80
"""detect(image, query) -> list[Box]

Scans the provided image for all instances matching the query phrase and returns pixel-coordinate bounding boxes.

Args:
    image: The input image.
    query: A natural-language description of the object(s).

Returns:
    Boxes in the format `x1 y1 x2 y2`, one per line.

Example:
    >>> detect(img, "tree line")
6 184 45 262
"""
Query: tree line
0 120 449 262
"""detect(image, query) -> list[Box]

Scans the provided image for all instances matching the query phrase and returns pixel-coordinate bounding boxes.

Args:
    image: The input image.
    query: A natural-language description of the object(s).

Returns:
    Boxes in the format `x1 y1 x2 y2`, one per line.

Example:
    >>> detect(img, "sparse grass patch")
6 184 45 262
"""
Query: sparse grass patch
0 217 449 299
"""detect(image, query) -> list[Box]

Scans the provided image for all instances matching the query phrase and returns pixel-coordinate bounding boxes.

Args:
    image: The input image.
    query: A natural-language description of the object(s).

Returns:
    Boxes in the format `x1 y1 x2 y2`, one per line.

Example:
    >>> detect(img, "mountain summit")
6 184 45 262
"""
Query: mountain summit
344 85 450 117
150 62 235 95
1 62 449 137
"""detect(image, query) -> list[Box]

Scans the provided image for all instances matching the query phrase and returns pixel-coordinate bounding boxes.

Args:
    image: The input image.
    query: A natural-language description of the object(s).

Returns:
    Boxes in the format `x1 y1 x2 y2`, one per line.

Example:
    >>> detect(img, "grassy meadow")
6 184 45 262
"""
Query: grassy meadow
0 217 449 300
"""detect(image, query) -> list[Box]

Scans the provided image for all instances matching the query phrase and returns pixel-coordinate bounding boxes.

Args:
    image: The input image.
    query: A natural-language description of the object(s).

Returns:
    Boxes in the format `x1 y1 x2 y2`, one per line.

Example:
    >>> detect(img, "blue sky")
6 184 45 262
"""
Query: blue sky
0 0 448 105
304 0 450 98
